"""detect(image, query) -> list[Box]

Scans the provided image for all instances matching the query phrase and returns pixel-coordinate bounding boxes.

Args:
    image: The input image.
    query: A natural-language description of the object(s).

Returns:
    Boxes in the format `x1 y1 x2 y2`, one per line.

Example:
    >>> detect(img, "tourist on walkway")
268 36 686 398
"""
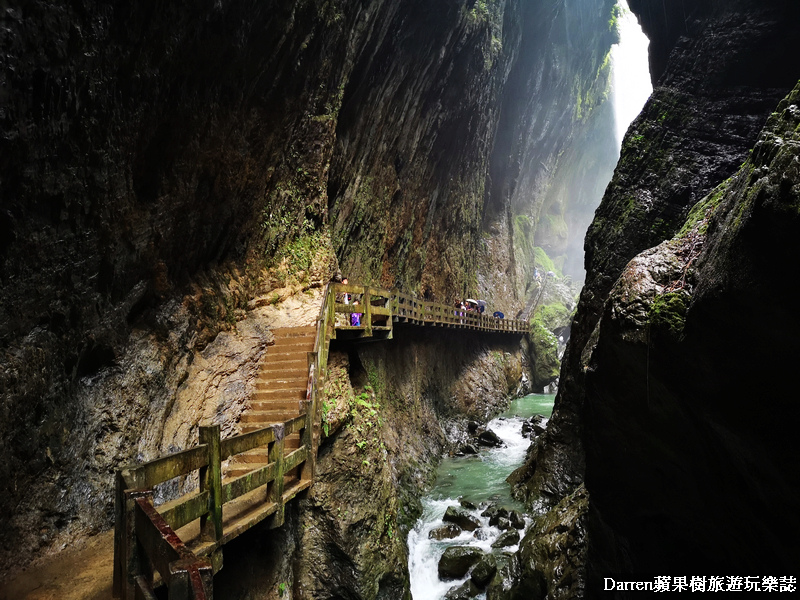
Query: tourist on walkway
351 300 362 326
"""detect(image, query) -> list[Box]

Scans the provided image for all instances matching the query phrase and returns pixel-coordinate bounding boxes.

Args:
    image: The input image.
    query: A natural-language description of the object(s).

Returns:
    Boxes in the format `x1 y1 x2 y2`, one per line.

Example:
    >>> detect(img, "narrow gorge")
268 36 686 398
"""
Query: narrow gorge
1 0 798 599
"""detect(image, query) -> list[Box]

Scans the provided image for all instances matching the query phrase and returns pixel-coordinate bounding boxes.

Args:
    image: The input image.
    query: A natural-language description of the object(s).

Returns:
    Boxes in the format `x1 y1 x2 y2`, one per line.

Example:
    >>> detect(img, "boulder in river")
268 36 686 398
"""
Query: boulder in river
521 414 545 438
508 510 526 529
429 523 462 540
477 429 504 447
470 554 498 588
438 546 485 580
487 506 509 526
443 506 481 531
459 498 478 510
459 444 479 455
473 528 490 541
444 578 481 599
491 529 520 548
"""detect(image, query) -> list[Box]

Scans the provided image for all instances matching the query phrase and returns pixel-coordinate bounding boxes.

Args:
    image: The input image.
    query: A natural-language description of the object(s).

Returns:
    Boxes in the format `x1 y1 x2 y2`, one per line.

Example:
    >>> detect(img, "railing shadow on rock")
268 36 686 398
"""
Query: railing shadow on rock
113 282 526 599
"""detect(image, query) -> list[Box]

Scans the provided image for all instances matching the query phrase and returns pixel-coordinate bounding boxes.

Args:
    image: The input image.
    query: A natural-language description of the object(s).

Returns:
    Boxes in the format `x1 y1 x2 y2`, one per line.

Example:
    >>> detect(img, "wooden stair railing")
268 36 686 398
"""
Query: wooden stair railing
113 282 526 599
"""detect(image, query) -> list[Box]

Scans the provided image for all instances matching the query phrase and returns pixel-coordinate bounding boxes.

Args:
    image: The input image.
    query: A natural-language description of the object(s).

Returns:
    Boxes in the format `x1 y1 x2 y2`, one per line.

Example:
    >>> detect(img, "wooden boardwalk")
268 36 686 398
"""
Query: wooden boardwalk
112 283 527 600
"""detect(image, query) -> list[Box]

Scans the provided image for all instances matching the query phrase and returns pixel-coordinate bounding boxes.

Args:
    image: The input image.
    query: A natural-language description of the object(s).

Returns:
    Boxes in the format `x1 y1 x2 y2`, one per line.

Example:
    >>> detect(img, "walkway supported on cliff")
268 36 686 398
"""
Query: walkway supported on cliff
112 283 527 600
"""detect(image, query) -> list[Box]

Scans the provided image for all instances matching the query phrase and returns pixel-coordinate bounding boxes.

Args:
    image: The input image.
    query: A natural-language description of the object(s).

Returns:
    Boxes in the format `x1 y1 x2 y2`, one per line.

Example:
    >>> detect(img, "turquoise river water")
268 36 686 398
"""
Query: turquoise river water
407 393 555 599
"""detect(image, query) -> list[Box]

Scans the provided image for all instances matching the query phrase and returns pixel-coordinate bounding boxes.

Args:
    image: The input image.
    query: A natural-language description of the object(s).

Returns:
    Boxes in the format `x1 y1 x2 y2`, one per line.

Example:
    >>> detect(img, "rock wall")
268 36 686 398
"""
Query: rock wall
0 0 617 584
509 0 800 586
583 79 800 580
519 0 800 506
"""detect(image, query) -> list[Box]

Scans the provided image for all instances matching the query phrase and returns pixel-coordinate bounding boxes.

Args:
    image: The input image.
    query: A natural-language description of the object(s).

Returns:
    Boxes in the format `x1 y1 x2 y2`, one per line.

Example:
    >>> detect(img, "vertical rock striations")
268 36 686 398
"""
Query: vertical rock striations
584 78 800 578
509 0 800 587
518 0 800 507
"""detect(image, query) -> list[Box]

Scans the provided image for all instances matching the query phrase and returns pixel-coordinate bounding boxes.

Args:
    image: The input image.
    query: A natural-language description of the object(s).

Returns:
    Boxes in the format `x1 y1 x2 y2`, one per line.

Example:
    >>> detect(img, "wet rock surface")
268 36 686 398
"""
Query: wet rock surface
502 0 800 593
510 485 588 600
582 81 800 578
438 546 486 581
521 0 800 514
477 429 505 448
512 0 800 564
485 552 527 600
429 523 464 541
471 553 498 588
491 529 520 549
444 579 482 600
443 506 482 532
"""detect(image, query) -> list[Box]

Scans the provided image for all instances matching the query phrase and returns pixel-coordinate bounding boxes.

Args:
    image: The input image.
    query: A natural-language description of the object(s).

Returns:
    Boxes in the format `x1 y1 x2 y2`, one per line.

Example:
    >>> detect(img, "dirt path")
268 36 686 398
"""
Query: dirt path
0 531 114 600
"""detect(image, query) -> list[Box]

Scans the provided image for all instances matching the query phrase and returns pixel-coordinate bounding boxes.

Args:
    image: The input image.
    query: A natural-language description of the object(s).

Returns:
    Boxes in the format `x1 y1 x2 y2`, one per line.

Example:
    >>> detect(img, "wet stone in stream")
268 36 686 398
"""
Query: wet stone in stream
408 393 555 600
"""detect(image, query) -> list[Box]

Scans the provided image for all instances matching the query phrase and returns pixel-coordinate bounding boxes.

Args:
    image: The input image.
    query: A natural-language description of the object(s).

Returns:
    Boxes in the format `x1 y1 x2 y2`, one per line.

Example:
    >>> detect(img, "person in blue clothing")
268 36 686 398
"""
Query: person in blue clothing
351 300 362 326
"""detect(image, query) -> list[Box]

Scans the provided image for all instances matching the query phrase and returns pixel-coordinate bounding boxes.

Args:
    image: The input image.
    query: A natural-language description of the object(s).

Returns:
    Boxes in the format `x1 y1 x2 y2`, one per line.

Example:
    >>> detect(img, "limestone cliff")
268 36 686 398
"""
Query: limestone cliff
509 0 800 589
518 0 800 507
582 79 800 580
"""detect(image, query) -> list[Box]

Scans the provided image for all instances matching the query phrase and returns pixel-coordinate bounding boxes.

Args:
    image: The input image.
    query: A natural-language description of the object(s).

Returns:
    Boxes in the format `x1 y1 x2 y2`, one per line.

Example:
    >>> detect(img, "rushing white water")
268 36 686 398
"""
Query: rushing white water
408 395 554 600
610 0 652 148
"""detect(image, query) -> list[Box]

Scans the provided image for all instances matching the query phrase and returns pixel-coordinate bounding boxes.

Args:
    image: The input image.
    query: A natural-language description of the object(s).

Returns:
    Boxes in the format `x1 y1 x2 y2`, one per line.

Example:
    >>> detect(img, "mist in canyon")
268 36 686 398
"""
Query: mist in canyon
2 0 800 598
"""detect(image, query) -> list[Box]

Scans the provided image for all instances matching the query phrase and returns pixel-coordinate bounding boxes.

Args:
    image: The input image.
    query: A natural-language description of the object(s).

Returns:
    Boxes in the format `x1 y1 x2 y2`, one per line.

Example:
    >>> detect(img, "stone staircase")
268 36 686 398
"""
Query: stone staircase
226 326 316 479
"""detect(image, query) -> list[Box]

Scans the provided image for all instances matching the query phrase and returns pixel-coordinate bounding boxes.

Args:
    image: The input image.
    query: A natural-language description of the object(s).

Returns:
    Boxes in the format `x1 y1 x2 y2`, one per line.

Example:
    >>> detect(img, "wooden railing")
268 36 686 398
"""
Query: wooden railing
330 283 528 336
113 282 526 599
112 416 314 599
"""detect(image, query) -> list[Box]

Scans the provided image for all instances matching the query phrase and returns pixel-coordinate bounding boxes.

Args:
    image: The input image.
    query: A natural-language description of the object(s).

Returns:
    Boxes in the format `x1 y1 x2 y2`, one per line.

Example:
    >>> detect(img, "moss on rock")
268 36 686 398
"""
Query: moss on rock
529 320 560 390
648 291 688 340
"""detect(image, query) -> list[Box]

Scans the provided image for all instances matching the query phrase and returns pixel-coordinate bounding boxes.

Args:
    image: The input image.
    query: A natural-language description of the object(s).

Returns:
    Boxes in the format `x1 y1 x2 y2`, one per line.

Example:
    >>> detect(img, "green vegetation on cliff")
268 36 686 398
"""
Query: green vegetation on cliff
536 302 572 331
648 291 688 340
529 316 560 388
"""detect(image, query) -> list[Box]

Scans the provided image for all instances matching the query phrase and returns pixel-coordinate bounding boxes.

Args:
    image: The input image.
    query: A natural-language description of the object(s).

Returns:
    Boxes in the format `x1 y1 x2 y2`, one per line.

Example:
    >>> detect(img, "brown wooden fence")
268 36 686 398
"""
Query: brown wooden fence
113 282 526 599
329 283 527 337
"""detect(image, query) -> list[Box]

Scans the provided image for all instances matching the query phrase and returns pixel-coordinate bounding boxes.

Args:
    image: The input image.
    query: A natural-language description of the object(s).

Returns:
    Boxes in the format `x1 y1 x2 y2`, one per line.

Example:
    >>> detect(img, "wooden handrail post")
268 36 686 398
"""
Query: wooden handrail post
168 563 190 600
113 469 127 598
302 355 317 482
118 487 153 600
199 424 223 542
268 423 286 528
363 285 373 336
328 284 337 339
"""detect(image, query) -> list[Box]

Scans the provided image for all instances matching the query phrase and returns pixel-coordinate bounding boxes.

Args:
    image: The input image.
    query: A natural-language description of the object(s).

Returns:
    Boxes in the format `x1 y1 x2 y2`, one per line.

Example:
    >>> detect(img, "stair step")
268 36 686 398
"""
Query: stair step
256 378 307 388
272 338 314 352
240 410 291 423
253 389 306 401
225 465 267 478
260 358 307 368
235 450 270 463
239 424 307 436
272 326 316 337
264 352 311 362
258 365 308 379
250 400 303 412
274 334 315 343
